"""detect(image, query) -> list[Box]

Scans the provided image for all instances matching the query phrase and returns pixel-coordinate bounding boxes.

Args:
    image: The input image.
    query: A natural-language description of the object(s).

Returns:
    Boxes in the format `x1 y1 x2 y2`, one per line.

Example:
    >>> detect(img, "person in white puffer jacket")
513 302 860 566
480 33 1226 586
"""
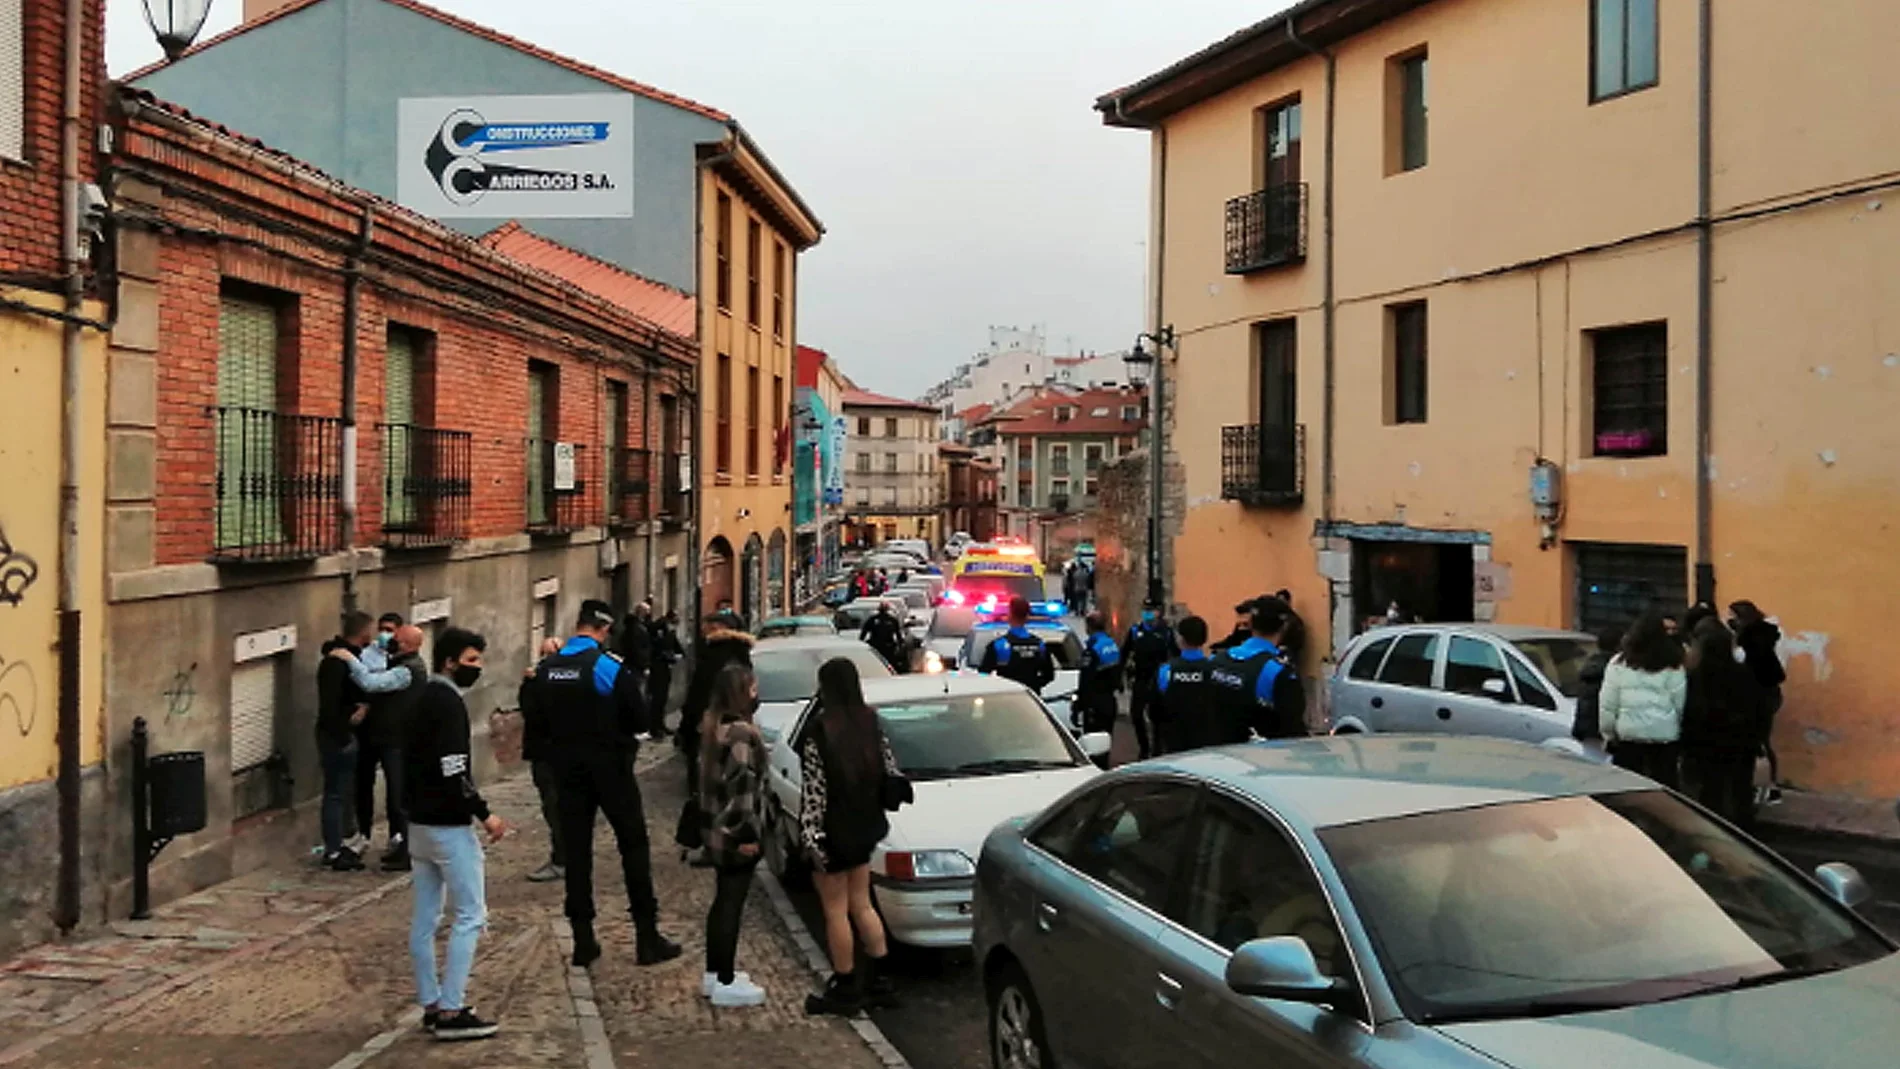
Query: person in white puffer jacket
1599 610 1688 788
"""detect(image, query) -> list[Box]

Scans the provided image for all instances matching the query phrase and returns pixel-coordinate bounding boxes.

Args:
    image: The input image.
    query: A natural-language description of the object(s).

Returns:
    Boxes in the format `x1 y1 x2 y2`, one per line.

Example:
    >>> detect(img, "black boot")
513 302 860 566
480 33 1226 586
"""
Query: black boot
862 955 899 1009
634 919 682 966
570 920 602 969
804 971 863 1017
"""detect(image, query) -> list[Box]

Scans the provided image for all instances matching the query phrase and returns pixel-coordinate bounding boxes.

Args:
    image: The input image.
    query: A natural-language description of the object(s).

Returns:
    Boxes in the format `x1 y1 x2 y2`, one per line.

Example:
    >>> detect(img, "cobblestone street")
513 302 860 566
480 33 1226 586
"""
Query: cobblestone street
0 750 897 1069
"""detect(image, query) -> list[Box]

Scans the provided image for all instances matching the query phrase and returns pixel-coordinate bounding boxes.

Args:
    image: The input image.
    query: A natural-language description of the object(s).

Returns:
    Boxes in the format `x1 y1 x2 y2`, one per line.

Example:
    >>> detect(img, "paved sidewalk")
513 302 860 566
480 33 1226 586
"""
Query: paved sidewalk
0 748 891 1069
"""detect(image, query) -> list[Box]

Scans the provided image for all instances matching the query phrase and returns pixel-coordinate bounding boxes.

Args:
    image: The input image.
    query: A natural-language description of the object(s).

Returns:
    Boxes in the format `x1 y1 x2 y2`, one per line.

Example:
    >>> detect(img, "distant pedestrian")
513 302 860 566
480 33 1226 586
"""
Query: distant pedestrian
403 626 504 1041
698 664 769 1008
858 601 905 670
1729 600 1787 803
1572 624 1623 746
1600 611 1687 788
800 658 911 1016
976 597 1056 695
316 611 377 872
519 637 566 884
618 600 654 674
647 609 685 740
1157 615 1213 754
1208 596 1305 743
536 600 682 969
1121 602 1176 759
1682 621 1766 823
1078 612 1123 741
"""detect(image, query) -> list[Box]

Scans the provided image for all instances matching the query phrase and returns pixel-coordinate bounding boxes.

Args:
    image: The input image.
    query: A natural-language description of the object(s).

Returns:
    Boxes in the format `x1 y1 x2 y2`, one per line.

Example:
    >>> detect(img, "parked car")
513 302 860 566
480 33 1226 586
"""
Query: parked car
898 574 947 603
1328 624 1601 758
833 596 910 633
748 636 895 745
885 538 933 562
761 673 1109 947
757 615 839 639
925 606 979 669
889 586 935 634
974 735 1890 1069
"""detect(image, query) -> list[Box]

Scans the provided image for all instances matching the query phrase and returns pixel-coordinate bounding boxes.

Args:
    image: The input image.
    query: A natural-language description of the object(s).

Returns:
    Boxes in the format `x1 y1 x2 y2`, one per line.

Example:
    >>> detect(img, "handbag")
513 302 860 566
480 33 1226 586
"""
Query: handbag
673 798 705 850
880 771 914 812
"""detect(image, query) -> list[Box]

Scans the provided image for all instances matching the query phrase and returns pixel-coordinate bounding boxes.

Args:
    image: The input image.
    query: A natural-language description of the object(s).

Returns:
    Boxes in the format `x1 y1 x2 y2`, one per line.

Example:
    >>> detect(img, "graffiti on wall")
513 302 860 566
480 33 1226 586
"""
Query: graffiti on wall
163 663 198 720
0 523 40 607
0 654 36 738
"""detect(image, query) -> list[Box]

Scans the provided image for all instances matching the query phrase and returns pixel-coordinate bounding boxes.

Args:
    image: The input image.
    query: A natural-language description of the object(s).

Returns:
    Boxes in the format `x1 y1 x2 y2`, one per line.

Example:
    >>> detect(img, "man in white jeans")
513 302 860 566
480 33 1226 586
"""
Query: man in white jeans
402 626 507 1041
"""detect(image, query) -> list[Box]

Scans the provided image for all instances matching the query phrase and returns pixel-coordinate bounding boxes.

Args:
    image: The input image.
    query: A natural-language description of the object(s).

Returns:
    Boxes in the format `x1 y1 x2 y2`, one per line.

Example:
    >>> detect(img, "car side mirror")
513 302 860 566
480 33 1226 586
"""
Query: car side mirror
1815 862 1871 909
1225 936 1352 1004
1481 677 1510 700
1078 731 1112 759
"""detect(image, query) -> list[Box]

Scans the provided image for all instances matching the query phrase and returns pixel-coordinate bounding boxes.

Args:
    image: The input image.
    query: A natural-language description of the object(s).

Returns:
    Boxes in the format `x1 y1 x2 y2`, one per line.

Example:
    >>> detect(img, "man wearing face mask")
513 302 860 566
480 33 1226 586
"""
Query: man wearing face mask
535 599 683 969
1121 602 1176 760
402 626 505 1041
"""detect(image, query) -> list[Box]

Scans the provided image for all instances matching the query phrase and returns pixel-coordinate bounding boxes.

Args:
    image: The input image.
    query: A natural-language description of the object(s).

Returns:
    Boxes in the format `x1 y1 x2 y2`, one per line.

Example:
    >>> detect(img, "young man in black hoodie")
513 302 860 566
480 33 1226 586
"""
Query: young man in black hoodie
316 611 377 871
404 626 505 1042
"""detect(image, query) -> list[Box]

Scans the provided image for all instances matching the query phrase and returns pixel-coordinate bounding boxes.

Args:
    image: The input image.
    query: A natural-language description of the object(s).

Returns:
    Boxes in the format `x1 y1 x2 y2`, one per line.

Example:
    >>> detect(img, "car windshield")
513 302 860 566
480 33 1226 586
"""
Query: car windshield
877 691 1080 779
1319 791 1891 1024
930 607 977 637
758 619 824 638
1509 637 1597 698
948 575 1046 607
896 589 929 610
754 646 893 703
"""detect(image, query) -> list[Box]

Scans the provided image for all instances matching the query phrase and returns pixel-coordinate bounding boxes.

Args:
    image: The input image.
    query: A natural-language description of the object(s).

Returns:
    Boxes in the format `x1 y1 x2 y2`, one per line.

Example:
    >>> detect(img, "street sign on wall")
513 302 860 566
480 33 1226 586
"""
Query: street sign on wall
397 93 636 219
552 442 577 491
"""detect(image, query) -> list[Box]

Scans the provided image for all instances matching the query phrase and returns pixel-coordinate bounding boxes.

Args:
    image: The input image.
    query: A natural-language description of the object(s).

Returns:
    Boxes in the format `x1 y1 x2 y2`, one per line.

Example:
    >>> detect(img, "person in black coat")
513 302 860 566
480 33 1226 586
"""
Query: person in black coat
679 617 757 801
1728 600 1787 800
1572 624 1623 745
1682 621 1766 823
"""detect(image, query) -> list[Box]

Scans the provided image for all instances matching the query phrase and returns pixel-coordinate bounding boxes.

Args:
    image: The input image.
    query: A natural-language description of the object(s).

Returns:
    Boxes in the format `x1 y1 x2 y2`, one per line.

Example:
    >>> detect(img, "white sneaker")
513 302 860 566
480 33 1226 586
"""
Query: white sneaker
708 976 766 1008
702 970 753 997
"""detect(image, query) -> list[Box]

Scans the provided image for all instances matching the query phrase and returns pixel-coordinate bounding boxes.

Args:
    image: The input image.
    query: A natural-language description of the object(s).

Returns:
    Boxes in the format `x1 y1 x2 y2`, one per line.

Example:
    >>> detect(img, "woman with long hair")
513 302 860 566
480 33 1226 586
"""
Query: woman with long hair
1728 599 1788 803
798 657 911 1016
698 663 769 1007
1599 610 1688 787
1682 621 1766 823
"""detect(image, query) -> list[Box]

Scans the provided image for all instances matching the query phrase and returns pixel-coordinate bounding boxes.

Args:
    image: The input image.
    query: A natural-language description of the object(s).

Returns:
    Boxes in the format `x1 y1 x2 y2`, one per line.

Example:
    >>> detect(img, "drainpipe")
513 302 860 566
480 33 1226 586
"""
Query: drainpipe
1693 0 1716 606
339 206 374 615
1115 95 1169 608
643 361 657 604
53 0 86 935
1287 19 1338 523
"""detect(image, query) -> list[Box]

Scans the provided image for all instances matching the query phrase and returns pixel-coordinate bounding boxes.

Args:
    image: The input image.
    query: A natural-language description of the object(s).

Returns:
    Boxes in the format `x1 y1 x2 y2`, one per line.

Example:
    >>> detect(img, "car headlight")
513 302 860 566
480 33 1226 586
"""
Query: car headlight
884 850 977 881
922 649 944 674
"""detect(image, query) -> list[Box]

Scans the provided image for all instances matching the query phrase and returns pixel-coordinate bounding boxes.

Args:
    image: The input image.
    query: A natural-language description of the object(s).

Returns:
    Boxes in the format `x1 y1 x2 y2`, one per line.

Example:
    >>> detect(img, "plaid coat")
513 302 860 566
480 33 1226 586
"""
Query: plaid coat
701 714 769 868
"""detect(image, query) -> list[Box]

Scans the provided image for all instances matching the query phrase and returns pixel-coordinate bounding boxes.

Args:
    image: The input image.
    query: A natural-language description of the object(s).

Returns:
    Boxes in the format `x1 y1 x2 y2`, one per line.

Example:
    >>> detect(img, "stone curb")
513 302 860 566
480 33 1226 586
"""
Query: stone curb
755 867 914 1069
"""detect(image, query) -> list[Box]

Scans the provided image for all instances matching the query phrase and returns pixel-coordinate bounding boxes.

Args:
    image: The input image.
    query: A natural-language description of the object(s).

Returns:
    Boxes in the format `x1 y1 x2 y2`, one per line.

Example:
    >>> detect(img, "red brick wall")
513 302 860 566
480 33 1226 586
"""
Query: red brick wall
0 0 104 283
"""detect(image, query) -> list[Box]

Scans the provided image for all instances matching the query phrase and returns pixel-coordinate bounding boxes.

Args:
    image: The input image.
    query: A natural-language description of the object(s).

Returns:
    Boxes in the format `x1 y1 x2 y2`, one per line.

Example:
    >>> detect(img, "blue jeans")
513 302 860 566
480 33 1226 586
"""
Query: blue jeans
318 739 358 856
410 823 487 1012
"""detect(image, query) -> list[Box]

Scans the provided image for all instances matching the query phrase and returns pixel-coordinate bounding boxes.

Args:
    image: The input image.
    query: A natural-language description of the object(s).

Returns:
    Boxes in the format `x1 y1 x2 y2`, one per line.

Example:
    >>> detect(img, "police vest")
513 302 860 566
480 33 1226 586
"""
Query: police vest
989 631 1053 692
534 643 634 752
1127 622 1176 677
1081 632 1123 695
1208 647 1292 743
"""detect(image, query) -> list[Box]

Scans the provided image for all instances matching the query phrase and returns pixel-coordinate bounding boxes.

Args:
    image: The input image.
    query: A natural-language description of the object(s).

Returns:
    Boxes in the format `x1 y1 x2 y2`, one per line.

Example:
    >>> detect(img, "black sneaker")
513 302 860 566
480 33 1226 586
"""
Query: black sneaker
431 1008 498 1042
421 1008 440 1032
325 848 365 872
804 973 863 1017
864 971 900 1009
634 926 682 967
380 843 410 872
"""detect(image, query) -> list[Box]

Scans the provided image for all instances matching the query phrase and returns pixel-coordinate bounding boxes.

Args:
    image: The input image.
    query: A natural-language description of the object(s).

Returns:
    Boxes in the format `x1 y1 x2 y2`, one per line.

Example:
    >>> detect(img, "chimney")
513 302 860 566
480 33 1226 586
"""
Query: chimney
244 0 303 23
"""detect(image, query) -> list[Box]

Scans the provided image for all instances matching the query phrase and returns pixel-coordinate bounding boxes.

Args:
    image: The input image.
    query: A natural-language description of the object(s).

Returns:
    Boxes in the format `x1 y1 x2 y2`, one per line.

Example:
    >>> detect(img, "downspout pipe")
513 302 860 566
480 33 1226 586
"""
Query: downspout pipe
1693 0 1716 606
339 206 374 615
1114 95 1168 609
1286 18 1338 524
644 362 657 606
54 0 86 935
691 142 738 627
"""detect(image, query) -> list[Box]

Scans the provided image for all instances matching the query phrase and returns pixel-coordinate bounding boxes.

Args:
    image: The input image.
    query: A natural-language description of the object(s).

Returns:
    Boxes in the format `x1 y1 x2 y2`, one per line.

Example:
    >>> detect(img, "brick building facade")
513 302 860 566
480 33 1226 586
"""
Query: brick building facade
0 0 103 283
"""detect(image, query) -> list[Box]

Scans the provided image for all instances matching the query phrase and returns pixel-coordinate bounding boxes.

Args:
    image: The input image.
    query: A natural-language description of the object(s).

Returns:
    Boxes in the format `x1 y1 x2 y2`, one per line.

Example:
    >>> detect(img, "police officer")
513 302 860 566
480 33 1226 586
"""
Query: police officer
859 600 906 670
1078 612 1124 738
1121 603 1176 759
1207 596 1307 744
977 597 1057 695
1210 598 1258 655
535 599 683 969
1157 615 1215 753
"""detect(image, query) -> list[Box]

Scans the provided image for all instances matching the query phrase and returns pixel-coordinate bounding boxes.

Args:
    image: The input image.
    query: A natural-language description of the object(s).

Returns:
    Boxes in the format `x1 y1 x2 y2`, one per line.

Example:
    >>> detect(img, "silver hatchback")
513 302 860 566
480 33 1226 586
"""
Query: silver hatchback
1327 624 1598 756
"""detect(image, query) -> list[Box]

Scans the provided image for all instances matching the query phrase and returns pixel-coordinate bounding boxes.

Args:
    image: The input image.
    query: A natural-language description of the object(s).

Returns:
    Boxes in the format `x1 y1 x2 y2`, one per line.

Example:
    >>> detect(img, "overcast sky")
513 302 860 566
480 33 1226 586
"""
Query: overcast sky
107 0 1287 398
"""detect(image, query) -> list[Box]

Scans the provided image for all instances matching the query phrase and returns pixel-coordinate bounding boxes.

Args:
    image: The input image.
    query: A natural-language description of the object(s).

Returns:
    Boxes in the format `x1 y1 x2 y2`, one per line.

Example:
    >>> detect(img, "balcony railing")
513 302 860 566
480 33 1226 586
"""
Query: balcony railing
1224 183 1308 274
526 438 590 535
612 447 653 526
1050 459 1071 477
380 423 472 549
1046 493 1072 515
210 407 344 563
1221 423 1305 507
660 452 690 523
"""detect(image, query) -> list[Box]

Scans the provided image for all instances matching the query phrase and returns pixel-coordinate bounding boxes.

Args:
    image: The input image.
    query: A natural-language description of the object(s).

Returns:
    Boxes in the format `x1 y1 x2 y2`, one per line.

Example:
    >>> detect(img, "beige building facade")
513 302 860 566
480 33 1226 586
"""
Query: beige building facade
1100 0 1900 799
843 391 942 548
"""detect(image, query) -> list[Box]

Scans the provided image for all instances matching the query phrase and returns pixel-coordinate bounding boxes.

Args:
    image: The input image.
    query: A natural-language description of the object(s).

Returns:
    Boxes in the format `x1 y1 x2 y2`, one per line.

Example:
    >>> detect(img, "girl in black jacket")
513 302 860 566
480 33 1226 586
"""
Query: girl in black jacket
1682 622 1765 823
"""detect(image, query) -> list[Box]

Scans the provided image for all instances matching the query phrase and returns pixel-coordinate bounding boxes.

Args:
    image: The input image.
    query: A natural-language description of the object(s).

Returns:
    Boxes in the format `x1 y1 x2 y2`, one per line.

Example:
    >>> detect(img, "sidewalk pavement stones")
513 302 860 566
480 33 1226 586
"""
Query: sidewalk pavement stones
0 743 903 1069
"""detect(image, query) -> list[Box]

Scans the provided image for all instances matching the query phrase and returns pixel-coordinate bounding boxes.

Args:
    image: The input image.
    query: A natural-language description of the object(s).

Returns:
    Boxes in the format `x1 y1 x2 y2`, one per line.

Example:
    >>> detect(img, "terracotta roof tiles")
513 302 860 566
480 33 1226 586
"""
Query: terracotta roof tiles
479 222 695 342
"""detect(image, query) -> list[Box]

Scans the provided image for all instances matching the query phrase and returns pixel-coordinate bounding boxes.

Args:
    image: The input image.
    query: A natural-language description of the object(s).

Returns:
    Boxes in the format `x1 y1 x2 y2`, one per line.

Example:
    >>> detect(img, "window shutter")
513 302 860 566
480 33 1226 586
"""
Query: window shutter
219 298 277 411
229 658 278 773
384 333 416 528
526 370 547 525
217 298 281 548
385 332 415 426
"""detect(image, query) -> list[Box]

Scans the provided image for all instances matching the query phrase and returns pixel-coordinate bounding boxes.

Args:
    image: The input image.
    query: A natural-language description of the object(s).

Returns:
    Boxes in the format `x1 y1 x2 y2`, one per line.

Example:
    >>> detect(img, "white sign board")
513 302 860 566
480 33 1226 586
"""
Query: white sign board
396 93 635 219
410 597 452 624
676 452 693 493
234 624 297 664
552 442 577 491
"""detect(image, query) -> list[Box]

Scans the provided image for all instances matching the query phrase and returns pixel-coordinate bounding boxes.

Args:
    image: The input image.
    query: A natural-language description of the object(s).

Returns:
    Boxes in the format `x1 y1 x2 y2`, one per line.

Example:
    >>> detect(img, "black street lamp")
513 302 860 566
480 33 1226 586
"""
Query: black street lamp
1125 327 1176 608
141 0 216 62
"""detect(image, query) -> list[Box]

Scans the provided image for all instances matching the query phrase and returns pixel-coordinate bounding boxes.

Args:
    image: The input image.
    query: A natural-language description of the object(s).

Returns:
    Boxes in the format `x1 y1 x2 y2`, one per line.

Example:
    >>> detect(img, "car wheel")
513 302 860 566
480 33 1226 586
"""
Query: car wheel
766 802 811 889
988 963 1054 1069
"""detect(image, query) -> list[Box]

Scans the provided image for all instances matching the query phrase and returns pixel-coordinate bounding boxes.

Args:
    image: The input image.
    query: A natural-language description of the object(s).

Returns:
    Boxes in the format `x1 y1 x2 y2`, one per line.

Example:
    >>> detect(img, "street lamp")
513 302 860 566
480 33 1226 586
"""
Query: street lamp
140 0 216 62
1125 327 1176 608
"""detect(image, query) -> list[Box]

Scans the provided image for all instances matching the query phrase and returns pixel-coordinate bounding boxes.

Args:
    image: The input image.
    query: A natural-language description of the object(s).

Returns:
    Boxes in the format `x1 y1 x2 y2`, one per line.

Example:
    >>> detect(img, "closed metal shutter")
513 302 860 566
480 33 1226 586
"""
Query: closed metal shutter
385 332 416 527
527 370 548 524
1574 543 1688 634
217 298 281 549
229 658 277 773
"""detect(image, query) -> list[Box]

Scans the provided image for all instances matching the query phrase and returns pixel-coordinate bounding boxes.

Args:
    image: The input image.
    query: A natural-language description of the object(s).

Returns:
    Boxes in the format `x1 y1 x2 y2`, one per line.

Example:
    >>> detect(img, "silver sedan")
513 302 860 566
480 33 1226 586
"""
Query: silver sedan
973 736 1894 1069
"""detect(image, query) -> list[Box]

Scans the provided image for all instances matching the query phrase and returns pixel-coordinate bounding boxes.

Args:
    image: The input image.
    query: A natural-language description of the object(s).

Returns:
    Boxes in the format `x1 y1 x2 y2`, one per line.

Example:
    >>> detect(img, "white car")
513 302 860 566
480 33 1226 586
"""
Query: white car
759 673 1110 948
750 636 896 745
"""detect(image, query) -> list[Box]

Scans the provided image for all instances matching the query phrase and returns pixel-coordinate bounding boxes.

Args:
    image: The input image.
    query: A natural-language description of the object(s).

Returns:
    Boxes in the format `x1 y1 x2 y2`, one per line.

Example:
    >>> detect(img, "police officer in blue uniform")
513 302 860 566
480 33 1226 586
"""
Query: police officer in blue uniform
1156 615 1214 753
534 600 683 969
976 597 1057 695
1078 612 1124 737
1121 602 1176 759
1207 596 1307 744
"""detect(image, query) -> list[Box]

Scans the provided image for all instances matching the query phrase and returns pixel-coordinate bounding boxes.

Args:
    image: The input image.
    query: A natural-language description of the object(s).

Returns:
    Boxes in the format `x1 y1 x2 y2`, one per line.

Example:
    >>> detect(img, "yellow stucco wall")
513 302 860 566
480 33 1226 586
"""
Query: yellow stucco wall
1153 0 1900 795
0 290 108 790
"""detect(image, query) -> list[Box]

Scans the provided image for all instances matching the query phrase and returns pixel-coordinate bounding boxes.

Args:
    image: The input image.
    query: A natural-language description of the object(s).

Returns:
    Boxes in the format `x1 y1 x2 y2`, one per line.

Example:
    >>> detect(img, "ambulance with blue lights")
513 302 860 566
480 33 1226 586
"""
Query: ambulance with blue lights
944 543 1064 620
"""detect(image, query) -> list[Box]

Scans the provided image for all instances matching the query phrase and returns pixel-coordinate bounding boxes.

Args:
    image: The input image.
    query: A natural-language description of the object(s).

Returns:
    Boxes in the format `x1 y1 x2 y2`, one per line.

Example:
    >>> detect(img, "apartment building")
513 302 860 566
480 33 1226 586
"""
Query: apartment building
1098 0 1900 800
794 345 847 602
842 390 942 548
982 386 1146 519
